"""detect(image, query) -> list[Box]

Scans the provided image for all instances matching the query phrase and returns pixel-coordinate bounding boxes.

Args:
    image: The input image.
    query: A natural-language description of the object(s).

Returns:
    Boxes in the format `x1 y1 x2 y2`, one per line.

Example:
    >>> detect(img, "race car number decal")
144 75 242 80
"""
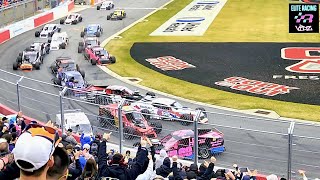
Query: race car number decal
215 77 299 96
145 56 196 71
281 47 320 73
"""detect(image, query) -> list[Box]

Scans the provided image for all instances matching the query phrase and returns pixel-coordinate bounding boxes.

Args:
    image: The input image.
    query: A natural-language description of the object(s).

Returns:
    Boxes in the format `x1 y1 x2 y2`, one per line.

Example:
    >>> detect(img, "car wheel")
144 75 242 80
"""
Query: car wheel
199 145 211 159
107 15 111 20
61 43 66 49
146 91 156 97
80 31 85 37
149 120 162 134
96 32 101 37
16 56 22 63
180 114 193 126
13 62 18 70
79 17 82 22
53 77 62 86
91 59 97 65
141 109 151 120
35 31 40 37
34 62 40 70
60 19 65 24
97 5 100 10
58 28 61 33
110 56 116 63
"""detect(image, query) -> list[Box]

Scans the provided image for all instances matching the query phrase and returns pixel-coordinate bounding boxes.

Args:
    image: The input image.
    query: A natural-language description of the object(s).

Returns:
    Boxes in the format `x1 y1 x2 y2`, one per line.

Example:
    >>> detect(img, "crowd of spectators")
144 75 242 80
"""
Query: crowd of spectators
0 111 313 180
0 0 26 9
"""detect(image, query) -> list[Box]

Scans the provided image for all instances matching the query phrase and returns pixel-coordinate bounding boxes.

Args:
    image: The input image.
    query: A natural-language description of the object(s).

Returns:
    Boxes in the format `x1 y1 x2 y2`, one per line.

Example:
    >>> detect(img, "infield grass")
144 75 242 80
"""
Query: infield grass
105 0 320 121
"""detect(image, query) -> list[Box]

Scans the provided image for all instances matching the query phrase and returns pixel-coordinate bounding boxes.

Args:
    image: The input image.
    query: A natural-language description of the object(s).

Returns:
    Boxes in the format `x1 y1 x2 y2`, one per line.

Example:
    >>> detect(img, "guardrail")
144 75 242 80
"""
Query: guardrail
0 0 75 44
0 68 319 179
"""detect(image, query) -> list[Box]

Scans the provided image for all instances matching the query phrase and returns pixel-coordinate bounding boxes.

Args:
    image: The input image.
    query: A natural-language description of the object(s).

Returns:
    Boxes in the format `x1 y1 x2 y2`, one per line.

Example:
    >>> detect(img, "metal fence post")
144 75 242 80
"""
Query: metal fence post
193 109 202 165
118 99 126 154
59 87 68 134
16 76 24 111
287 121 295 180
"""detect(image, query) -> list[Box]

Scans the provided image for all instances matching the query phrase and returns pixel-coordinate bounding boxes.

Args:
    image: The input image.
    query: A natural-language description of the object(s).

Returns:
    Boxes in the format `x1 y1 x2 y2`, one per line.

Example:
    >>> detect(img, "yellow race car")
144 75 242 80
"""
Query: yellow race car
107 9 126 20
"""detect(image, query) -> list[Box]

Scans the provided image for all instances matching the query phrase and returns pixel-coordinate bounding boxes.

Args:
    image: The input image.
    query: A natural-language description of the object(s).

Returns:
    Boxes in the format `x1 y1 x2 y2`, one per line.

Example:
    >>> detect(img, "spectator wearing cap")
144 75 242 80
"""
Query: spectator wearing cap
79 143 94 170
64 129 78 146
47 147 70 180
98 133 148 180
12 121 61 180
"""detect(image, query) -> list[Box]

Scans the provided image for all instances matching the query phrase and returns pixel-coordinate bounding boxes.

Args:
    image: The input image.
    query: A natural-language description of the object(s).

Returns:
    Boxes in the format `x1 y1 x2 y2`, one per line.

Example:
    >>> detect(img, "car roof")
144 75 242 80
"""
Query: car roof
107 85 133 93
57 112 90 125
87 24 99 28
59 59 75 64
152 98 176 106
64 71 82 76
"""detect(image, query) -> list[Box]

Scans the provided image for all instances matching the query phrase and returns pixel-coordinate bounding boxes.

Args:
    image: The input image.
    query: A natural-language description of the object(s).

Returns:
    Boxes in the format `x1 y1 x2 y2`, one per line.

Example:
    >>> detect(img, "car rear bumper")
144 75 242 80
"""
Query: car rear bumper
20 64 33 70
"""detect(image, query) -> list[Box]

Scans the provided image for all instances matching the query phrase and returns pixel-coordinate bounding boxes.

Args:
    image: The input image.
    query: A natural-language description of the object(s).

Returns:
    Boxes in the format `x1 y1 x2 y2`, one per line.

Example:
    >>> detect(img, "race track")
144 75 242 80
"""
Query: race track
0 0 319 178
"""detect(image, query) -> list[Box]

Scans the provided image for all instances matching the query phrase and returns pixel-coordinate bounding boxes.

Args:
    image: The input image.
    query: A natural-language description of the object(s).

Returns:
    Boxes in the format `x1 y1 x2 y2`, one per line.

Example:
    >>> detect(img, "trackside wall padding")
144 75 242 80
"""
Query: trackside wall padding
0 30 10 44
68 1 74 11
34 12 54 27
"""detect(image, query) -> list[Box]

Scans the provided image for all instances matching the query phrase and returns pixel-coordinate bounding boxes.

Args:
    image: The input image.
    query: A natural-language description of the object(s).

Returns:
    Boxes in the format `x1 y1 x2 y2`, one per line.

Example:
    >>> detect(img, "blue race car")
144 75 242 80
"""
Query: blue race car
80 24 103 37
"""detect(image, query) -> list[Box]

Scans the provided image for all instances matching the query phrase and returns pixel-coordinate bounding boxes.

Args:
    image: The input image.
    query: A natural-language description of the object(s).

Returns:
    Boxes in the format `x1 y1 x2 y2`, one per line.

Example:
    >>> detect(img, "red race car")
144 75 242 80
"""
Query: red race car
83 46 116 65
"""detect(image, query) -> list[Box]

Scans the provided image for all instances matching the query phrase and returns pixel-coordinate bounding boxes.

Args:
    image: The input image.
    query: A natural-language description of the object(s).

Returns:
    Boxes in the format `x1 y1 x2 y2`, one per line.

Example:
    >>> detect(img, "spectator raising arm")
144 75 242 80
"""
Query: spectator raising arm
136 154 156 180
97 132 112 178
127 137 148 180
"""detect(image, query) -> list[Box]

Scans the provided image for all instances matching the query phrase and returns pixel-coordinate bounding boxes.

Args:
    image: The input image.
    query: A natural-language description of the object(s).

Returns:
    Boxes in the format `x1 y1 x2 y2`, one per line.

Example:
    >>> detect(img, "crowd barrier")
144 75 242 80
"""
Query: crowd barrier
0 0 75 44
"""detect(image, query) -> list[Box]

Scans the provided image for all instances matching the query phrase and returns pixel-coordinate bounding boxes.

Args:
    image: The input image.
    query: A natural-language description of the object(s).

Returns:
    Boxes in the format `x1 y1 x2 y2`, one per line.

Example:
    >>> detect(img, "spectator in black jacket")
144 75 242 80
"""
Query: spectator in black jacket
98 133 148 180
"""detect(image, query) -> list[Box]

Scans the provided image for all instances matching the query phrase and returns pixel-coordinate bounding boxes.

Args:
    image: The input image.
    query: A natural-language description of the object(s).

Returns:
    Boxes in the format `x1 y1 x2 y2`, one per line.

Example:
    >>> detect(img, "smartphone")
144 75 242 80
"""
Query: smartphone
239 167 249 173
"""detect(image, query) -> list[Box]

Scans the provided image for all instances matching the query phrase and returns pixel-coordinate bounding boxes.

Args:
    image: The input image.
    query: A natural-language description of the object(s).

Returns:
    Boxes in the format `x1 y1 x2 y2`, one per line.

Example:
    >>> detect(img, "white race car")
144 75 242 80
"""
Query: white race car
35 24 61 38
49 32 69 50
56 111 94 137
131 98 208 126
97 1 114 10
60 13 83 25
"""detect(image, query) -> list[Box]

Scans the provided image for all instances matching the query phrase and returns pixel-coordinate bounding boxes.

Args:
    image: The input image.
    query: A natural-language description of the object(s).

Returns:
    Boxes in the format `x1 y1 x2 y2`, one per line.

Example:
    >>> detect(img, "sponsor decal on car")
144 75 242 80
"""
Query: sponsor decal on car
145 56 196 71
215 77 299 97
150 0 227 36
289 4 319 33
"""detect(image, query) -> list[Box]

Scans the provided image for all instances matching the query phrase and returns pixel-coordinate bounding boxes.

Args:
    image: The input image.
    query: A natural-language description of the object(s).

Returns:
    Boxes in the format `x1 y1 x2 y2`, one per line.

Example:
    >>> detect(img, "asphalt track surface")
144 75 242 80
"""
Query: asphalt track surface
0 1 319 178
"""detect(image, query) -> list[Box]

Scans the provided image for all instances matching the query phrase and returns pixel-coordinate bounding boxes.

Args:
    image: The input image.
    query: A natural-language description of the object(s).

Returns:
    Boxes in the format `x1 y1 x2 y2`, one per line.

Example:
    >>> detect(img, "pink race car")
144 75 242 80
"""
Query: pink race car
154 129 225 159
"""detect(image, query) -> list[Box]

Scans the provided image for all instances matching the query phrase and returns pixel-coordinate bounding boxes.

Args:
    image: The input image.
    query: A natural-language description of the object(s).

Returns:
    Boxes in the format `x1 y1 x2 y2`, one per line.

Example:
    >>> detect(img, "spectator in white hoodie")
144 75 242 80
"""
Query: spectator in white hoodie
136 154 156 180
155 149 167 169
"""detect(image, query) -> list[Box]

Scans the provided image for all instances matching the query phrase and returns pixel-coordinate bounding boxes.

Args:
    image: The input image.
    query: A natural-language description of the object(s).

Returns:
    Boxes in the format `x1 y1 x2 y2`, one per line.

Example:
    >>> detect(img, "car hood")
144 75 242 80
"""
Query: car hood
50 41 61 50
41 30 50 35
65 18 73 23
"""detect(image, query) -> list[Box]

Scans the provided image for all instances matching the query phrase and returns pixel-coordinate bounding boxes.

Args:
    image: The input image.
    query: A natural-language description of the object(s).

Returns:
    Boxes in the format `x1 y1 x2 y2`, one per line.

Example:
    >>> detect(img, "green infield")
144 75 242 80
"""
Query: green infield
105 0 320 121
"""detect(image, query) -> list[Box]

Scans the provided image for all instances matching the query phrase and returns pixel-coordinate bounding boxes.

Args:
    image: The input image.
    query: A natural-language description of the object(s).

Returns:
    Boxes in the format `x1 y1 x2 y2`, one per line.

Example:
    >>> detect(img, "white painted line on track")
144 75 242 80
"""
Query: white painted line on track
98 0 320 124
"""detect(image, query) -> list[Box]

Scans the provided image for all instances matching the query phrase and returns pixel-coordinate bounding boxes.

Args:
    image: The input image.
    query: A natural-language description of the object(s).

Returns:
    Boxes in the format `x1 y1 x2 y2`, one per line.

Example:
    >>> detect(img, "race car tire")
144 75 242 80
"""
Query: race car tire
53 77 62 86
180 114 193 126
124 127 137 140
16 56 22 63
79 70 85 78
124 13 126 18
80 31 85 37
149 120 162 134
48 39 52 43
78 46 84 53
49 33 53 37
98 41 101 45
13 62 18 70
60 19 65 24
95 32 101 37
46 48 50 54
72 20 77 25
60 43 66 49
91 59 97 65
107 15 111 20
78 42 84 46
35 31 40 37
18 52 23 57
110 56 116 63
79 17 83 22
107 7 110 10
58 28 61 33
97 5 100 10
118 17 123 20
195 107 207 116
34 62 40 70
141 109 151 120
146 91 156 97
199 145 211 159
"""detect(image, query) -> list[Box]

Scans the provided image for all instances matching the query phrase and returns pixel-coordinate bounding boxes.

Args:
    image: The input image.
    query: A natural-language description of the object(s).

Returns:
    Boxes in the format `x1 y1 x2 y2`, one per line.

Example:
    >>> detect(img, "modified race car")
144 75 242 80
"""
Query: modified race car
78 36 100 53
56 111 93 137
107 9 126 20
150 129 225 159
97 1 114 10
29 41 50 55
49 32 69 50
50 57 85 78
13 49 43 70
83 46 116 65
131 98 208 126
52 70 88 96
35 24 61 38
98 104 162 139
80 24 103 37
60 13 83 25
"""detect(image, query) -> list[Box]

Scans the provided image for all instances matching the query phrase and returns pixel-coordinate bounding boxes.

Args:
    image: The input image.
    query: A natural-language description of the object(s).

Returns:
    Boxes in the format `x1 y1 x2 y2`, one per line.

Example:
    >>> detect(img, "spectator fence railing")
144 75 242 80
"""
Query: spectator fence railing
0 68 319 179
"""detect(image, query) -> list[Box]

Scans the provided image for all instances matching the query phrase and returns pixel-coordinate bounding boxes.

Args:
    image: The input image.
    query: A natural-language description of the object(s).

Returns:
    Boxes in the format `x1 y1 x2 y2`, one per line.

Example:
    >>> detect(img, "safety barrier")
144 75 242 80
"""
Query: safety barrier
0 0 75 44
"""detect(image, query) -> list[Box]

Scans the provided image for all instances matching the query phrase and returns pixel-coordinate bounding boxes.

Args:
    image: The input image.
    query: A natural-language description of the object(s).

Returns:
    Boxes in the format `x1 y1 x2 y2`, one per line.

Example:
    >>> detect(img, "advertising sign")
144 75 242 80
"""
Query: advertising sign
150 0 227 36
289 3 319 33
